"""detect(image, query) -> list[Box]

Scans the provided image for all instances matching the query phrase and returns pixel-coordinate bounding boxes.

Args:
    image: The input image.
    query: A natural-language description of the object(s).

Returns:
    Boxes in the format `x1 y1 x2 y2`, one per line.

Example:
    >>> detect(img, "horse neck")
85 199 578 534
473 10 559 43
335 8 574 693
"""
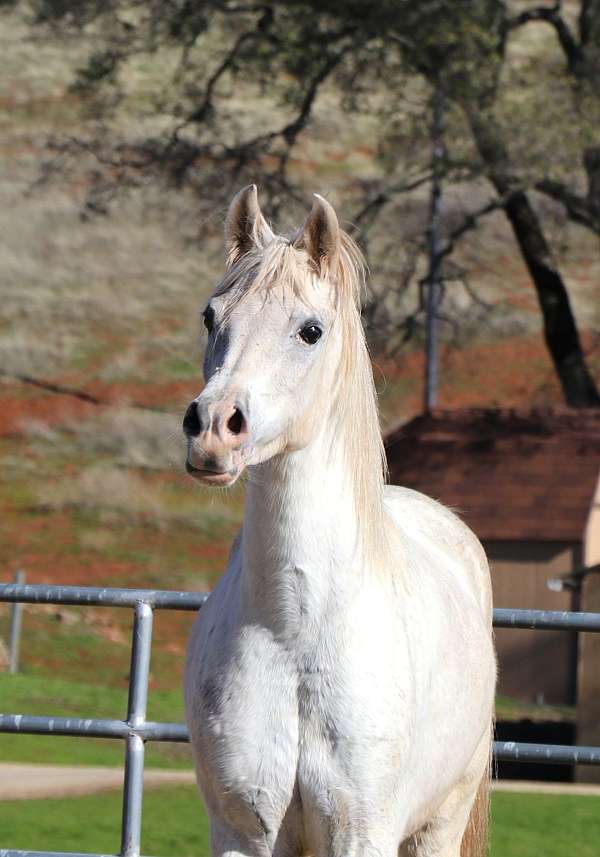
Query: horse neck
240 365 387 629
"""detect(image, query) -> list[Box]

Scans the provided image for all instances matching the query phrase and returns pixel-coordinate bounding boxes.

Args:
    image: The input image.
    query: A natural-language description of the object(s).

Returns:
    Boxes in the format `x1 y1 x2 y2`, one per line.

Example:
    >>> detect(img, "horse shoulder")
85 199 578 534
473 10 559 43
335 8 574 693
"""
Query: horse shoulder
383 484 493 621
185 531 301 839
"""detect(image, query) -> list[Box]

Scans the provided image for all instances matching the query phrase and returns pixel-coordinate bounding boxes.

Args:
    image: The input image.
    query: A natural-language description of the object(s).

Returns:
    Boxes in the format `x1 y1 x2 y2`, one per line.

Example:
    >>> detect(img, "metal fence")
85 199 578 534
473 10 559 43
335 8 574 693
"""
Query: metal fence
1 582 600 857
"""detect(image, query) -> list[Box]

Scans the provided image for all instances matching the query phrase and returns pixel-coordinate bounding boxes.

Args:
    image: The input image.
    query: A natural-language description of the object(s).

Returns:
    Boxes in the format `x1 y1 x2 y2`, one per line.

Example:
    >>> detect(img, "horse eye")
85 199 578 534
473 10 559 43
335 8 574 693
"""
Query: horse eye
298 324 322 345
203 306 215 334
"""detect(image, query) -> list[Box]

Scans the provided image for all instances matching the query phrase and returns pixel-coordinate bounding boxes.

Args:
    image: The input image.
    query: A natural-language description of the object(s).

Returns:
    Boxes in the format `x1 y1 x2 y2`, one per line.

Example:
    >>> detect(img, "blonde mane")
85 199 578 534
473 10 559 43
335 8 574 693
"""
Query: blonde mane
215 228 390 565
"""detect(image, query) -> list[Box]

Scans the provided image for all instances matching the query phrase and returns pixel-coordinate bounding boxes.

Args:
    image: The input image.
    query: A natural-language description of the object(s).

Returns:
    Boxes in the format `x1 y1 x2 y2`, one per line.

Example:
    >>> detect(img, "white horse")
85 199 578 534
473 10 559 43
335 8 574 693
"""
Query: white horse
184 186 496 857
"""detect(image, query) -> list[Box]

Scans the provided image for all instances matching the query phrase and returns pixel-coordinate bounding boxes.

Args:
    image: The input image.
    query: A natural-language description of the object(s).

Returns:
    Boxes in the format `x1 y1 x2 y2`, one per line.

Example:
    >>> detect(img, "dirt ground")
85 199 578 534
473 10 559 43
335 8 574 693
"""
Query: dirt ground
2 763 600 801
0 762 196 800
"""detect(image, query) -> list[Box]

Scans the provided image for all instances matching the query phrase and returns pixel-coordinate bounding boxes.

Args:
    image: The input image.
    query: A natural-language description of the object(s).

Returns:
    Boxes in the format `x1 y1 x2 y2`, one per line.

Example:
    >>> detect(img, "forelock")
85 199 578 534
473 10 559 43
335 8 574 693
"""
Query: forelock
212 229 366 320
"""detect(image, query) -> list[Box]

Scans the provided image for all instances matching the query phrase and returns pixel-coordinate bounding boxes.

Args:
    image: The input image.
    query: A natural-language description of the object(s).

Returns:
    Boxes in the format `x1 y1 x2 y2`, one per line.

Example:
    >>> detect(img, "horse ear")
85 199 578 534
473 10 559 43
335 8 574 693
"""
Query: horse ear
225 184 273 266
297 194 340 274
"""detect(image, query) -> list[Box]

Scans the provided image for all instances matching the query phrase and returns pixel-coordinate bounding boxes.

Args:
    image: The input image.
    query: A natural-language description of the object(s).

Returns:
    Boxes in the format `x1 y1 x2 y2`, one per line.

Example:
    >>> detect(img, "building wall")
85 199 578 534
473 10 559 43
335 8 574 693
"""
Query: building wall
484 540 580 705
577 474 600 783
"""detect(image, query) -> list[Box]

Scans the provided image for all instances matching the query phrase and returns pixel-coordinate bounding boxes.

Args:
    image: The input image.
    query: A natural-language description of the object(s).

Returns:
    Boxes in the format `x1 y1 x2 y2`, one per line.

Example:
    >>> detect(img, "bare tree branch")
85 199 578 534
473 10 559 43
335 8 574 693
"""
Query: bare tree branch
537 177 600 233
438 197 505 261
0 370 170 414
349 173 433 236
176 13 273 128
506 3 583 73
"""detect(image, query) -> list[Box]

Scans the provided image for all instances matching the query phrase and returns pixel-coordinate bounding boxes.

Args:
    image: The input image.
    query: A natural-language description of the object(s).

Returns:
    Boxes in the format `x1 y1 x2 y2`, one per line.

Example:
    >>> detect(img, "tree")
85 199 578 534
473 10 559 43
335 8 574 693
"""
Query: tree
441 1 600 407
17 0 600 406
518 0 600 233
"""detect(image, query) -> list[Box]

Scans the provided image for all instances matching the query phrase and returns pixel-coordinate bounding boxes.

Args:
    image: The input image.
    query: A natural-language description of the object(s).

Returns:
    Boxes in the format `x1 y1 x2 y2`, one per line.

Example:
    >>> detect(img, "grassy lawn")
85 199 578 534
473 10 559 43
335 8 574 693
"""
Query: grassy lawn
2 786 209 857
495 694 575 723
2 787 599 856
491 791 600 857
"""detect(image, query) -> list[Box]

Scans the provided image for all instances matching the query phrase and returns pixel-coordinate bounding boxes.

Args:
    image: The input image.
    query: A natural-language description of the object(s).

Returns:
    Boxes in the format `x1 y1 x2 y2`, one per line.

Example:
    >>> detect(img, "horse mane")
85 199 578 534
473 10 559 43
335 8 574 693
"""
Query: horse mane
215 227 390 566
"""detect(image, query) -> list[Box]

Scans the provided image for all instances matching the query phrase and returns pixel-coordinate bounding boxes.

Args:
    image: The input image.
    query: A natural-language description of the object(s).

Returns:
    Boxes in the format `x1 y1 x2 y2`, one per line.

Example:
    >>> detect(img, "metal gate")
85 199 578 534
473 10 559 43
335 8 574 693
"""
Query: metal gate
1 582 600 857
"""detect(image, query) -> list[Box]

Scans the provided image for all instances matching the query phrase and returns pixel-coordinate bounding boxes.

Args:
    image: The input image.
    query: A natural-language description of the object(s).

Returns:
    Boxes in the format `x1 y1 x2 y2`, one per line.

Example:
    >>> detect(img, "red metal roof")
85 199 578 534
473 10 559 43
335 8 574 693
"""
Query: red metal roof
384 408 600 542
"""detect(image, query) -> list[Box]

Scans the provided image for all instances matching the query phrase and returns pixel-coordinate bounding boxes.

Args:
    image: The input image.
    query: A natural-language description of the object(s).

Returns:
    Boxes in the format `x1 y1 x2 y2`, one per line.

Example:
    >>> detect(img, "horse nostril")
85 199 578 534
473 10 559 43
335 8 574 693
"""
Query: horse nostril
183 401 202 437
227 407 245 436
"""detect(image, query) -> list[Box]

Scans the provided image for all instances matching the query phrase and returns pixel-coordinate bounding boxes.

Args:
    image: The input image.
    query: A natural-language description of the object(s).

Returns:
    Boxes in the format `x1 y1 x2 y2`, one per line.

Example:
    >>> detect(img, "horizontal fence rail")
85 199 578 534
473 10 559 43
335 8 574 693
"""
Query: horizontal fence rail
0 714 188 743
1 582 600 857
493 741 600 766
0 582 208 610
493 607 600 633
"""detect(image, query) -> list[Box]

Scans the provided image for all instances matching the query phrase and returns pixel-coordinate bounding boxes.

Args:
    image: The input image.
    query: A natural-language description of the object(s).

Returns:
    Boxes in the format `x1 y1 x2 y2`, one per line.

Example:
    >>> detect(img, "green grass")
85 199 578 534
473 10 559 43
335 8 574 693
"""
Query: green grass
492 791 600 856
0 673 192 769
2 788 599 856
2 786 209 857
495 694 575 723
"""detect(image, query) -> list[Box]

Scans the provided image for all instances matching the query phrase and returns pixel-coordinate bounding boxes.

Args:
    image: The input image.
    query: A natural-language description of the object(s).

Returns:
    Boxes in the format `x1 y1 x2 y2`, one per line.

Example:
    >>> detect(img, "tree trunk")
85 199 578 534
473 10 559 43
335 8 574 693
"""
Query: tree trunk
468 110 600 408
503 191 600 406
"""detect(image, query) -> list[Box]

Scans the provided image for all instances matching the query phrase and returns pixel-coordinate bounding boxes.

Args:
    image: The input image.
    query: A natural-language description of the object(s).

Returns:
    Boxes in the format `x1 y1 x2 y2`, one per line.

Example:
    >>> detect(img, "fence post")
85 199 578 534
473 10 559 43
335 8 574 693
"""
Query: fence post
9 570 25 674
120 601 153 857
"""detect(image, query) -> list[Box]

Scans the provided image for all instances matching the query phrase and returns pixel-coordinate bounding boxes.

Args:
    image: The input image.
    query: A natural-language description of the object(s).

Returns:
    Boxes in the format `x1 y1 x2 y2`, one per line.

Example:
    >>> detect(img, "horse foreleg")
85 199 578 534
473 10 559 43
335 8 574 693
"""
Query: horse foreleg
210 820 270 857
402 736 491 857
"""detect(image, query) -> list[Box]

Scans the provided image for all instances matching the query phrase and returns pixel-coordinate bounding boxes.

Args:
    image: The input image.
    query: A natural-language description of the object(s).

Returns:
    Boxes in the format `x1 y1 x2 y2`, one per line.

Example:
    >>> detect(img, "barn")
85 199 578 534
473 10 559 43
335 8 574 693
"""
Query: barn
385 407 600 777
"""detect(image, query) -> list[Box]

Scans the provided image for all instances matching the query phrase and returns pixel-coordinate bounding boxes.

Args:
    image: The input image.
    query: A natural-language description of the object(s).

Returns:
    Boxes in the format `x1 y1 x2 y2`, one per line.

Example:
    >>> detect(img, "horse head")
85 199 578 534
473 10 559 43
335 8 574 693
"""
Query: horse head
183 185 366 487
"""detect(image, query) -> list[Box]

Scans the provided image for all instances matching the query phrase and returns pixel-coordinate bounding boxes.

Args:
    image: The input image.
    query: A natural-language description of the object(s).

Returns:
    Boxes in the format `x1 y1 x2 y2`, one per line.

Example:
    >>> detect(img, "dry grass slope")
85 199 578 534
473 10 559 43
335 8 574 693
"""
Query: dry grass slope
0 3 599 687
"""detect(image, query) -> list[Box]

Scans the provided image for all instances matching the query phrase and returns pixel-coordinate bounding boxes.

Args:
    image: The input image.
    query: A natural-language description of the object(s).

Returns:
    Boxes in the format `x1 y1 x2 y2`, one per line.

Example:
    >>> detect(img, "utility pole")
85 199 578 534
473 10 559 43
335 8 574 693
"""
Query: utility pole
424 81 445 412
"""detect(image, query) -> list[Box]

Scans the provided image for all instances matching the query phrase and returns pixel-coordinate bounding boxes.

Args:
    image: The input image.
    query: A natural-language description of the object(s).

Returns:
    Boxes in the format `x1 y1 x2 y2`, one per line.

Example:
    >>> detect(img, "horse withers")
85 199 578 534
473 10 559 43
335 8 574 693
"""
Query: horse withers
183 186 496 857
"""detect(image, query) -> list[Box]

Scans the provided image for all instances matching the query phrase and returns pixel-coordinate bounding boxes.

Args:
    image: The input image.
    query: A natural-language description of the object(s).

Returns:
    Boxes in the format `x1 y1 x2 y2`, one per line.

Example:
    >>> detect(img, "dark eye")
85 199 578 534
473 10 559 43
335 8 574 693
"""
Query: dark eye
298 323 323 345
203 306 215 334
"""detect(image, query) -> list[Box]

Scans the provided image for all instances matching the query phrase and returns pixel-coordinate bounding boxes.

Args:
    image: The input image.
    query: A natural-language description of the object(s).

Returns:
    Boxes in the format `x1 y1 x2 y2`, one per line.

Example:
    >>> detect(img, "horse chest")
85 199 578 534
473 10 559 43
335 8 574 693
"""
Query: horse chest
190 603 382 834
187 555 421 852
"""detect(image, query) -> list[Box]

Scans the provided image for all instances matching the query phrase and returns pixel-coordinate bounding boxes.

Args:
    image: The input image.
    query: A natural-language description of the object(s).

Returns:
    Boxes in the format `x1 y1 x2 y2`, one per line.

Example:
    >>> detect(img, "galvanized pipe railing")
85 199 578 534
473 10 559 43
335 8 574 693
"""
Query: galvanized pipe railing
1 582 600 857
121 603 153 857
493 607 600 633
0 583 205 857
0 583 208 610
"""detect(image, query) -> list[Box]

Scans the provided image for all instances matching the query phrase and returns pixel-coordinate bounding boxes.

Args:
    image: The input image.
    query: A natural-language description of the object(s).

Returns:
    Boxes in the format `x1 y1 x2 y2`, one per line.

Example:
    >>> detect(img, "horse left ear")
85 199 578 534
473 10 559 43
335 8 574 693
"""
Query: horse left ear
297 194 340 275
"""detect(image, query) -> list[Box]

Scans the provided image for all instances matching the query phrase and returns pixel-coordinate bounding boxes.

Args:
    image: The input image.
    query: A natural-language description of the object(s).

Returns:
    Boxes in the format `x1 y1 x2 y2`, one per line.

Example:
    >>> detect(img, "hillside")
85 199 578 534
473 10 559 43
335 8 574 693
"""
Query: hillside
1 4 600 692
